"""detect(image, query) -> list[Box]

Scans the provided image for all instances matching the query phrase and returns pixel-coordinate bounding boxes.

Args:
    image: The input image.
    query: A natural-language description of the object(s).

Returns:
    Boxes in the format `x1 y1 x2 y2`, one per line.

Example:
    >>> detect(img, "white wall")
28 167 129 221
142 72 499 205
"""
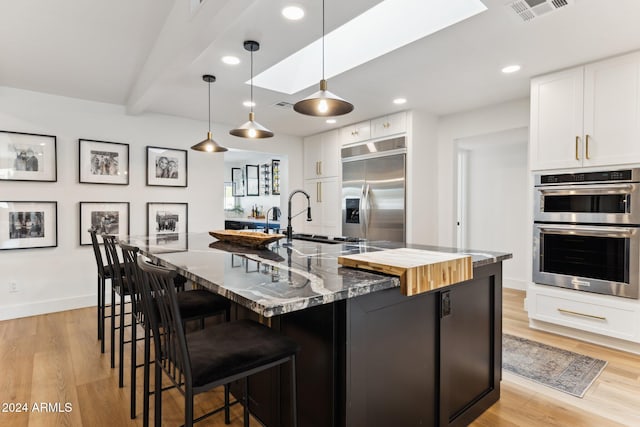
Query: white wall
459 129 529 290
0 87 303 320
406 109 439 245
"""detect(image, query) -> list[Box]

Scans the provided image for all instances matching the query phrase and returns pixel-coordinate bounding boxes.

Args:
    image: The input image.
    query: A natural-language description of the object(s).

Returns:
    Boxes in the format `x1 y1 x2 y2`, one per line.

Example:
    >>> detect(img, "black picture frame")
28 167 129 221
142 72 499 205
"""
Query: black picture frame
79 202 130 246
146 146 188 187
232 167 245 197
0 201 58 250
147 202 189 250
79 138 130 185
246 164 259 196
0 130 57 182
271 159 281 195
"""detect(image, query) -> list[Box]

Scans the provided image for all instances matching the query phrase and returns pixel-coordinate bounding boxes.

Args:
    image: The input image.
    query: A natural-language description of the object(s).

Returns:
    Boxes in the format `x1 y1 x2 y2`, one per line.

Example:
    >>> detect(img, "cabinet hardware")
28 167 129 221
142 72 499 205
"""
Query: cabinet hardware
585 134 591 159
440 291 451 318
318 161 322 176
557 308 606 321
575 136 580 161
315 161 320 176
317 182 322 202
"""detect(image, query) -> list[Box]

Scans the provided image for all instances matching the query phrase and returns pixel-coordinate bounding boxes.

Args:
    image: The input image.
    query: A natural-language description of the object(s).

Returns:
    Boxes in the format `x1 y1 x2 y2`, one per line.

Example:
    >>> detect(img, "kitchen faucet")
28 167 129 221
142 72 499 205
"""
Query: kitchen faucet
286 189 312 243
264 206 281 234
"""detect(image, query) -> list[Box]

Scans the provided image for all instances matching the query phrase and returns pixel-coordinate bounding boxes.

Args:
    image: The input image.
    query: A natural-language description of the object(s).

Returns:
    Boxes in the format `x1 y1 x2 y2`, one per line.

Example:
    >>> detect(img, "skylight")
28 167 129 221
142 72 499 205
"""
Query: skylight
252 0 487 95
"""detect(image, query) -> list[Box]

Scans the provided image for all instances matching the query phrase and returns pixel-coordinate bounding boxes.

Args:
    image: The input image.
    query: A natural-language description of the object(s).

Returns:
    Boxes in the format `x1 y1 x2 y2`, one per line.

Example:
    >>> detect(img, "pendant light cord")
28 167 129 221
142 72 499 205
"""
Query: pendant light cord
208 80 211 132
250 48 254 114
322 0 325 80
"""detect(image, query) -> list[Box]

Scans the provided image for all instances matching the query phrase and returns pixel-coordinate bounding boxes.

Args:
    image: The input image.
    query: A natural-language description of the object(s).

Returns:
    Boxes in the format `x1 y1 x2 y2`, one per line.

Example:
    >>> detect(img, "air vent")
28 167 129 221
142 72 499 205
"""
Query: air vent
272 101 295 110
507 0 573 22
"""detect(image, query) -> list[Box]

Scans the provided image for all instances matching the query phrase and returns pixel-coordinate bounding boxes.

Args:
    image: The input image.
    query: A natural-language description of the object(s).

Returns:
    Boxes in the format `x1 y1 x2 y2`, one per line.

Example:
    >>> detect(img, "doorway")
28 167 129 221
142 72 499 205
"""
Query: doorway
456 127 528 290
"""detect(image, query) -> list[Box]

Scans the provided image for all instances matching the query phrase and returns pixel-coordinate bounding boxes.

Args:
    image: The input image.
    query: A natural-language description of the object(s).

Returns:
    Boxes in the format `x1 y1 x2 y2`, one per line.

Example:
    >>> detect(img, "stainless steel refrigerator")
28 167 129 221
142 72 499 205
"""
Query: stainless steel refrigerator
342 137 406 242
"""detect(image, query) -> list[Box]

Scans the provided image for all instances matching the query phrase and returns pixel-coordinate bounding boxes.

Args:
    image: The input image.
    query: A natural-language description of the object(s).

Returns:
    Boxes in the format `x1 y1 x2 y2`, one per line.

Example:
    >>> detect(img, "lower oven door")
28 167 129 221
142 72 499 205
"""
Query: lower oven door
533 223 639 298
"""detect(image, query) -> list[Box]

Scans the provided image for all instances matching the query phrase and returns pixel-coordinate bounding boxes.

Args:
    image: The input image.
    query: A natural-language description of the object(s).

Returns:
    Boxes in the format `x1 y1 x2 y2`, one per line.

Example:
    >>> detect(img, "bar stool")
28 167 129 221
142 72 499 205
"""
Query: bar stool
116 241 231 422
136 256 299 427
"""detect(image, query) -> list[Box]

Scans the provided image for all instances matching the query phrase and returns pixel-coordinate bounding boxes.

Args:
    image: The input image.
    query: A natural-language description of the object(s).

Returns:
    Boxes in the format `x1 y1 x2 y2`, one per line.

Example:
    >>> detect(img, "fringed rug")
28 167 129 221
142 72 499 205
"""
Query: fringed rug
503 334 607 398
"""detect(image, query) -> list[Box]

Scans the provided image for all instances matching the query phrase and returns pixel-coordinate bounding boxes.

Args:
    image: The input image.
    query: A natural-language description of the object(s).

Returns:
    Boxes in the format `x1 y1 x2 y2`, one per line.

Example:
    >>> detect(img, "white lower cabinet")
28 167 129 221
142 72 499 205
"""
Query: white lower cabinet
526 285 640 342
302 178 341 237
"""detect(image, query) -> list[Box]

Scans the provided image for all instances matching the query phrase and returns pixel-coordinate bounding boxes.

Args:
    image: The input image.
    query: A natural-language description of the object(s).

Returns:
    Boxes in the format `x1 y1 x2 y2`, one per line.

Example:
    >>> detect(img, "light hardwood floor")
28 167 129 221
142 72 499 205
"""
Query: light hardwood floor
1 289 639 426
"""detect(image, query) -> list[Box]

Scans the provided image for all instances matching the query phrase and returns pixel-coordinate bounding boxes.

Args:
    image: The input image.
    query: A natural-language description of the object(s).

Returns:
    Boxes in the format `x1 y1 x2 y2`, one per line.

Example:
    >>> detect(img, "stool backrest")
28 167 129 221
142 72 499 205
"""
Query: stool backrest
88 228 106 276
136 256 192 389
102 234 123 289
119 242 145 320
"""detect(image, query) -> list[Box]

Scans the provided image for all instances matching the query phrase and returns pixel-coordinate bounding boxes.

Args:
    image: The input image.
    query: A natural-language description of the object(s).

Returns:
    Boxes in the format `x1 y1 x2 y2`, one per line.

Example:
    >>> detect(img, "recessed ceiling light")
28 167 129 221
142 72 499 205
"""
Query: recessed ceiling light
254 0 487 94
222 56 240 65
282 5 305 20
393 98 407 105
243 101 256 107
501 65 521 74
326 119 337 124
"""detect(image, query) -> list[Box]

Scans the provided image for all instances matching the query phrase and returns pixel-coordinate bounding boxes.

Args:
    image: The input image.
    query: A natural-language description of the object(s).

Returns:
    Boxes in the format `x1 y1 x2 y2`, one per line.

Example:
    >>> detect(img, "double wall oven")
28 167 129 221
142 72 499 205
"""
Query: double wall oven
533 169 640 299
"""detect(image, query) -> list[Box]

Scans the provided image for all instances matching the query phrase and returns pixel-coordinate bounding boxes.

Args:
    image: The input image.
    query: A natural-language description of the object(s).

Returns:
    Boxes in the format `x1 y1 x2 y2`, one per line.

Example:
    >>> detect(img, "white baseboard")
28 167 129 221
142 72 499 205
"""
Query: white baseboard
503 277 527 291
0 294 95 321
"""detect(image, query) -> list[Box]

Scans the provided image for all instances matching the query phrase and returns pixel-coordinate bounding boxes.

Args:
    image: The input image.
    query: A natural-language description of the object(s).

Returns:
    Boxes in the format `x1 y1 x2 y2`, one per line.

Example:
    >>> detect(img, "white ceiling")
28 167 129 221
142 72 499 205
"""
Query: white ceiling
2 0 640 137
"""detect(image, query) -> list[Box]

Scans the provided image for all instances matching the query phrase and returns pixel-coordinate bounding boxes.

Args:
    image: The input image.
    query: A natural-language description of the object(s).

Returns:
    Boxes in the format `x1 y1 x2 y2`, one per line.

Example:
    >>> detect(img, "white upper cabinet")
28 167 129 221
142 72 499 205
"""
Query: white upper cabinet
303 129 340 180
530 51 640 170
583 52 640 167
371 111 407 139
340 121 371 145
302 177 341 237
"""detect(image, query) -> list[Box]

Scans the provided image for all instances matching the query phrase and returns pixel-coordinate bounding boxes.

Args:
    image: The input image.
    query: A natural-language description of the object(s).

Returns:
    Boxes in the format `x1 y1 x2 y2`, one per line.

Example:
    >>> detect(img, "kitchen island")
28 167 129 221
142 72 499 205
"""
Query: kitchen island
124 233 511 427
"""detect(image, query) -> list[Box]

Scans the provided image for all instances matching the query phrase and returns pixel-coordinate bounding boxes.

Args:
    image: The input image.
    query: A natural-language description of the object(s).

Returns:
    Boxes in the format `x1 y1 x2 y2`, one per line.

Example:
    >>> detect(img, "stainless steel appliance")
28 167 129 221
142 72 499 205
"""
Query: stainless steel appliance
341 137 406 242
533 168 640 298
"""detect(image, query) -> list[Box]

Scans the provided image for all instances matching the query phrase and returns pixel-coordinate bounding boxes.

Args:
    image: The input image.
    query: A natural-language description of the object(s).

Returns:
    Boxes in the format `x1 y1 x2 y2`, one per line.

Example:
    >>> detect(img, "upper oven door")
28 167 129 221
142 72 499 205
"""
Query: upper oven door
534 183 640 224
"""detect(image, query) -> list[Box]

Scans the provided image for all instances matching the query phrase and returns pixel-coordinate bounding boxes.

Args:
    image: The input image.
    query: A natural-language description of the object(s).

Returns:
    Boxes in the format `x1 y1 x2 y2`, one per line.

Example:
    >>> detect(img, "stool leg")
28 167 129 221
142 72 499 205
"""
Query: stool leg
130 309 137 418
224 384 230 424
243 377 250 427
97 276 102 340
101 276 107 354
154 358 162 427
143 323 151 427
119 294 125 387
111 285 116 368
291 356 297 427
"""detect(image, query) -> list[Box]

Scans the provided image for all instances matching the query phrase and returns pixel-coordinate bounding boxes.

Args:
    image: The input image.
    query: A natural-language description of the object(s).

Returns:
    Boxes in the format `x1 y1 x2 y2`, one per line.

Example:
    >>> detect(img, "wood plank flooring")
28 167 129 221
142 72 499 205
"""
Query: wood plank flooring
1 289 639 426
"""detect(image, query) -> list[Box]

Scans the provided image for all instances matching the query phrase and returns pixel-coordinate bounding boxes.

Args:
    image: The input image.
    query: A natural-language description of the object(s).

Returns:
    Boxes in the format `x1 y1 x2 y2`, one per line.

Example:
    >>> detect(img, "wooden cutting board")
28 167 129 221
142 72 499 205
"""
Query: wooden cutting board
338 248 473 296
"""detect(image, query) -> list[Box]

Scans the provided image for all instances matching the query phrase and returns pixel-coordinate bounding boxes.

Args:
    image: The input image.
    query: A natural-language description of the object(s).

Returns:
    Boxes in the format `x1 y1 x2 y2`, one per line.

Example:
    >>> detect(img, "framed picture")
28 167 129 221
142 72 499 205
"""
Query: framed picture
271 159 280 195
0 130 57 182
146 146 187 187
79 139 129 185
246 164 259 196
0 201 57 250
147 202 188 249
232 167 244 196
79 202 130 246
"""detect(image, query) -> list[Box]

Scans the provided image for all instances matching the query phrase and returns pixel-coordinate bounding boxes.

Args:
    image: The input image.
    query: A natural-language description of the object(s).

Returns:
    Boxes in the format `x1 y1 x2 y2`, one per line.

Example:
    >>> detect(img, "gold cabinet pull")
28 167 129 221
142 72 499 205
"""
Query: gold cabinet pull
316 181 322 202
557 308 606 321
575 136 580 161
585 134 590 159
318 160 322 176
315 161 320 176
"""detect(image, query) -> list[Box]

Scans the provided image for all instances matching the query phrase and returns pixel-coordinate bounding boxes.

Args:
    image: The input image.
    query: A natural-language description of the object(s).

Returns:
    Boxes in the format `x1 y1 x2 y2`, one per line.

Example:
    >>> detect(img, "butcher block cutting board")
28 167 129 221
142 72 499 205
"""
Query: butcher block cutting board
338 248 472 296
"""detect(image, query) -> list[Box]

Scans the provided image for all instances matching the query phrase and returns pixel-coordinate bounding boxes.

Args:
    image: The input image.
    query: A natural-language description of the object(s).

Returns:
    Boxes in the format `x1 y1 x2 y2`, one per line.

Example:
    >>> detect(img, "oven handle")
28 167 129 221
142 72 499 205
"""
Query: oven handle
538 183 635 196
538 225 637 238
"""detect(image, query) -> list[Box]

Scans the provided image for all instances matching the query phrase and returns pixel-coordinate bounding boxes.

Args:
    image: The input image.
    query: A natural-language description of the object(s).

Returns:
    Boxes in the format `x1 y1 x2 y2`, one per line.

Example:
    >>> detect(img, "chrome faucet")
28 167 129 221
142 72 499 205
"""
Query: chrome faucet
264 206 281 234
286 189 312 243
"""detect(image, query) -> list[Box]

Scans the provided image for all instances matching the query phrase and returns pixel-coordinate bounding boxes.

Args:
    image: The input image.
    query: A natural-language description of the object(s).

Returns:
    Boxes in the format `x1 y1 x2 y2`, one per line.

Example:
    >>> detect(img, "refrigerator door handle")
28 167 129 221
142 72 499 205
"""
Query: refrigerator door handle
363 184 371 235
359 185 366 236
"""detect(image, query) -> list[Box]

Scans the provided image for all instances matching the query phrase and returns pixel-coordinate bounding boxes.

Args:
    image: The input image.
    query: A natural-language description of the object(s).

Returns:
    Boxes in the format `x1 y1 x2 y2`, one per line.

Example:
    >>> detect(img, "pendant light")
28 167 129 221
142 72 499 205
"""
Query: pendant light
293 0 354 117
191 74 228 153
230 40 274 139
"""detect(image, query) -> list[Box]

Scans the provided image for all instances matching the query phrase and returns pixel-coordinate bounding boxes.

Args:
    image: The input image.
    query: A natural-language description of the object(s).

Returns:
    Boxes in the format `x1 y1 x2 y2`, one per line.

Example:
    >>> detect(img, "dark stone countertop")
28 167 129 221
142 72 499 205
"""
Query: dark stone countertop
122 232 511 318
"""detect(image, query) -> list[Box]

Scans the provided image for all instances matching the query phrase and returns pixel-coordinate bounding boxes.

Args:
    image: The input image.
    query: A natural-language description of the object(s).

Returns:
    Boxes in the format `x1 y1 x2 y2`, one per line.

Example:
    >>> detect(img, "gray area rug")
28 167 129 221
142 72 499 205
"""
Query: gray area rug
503 334 607 398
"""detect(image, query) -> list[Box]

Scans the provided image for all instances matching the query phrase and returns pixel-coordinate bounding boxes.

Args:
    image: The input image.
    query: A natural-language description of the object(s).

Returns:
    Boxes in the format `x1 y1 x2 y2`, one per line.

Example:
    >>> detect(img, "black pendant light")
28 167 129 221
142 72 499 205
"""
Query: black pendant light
191 75 228 153
293 0 354 117
230 40 274 139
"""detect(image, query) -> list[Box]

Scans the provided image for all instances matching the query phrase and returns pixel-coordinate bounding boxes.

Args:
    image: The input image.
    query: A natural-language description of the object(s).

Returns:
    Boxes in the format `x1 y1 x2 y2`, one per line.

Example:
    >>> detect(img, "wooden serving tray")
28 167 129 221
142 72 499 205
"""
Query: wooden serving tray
338 248 472 296
209 230 285 248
